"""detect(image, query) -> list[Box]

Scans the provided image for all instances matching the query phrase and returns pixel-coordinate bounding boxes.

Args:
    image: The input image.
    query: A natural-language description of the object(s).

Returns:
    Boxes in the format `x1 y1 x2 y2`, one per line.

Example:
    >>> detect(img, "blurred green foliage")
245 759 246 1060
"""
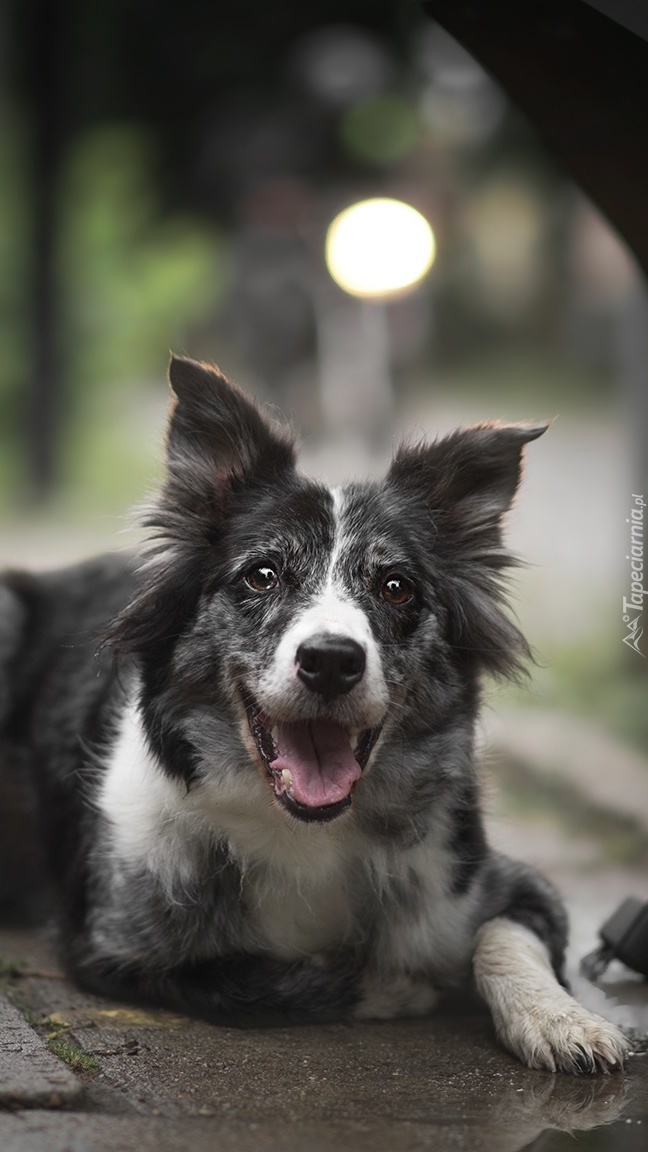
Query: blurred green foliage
498 635 648 756
340 95 421 166
60 126 225 392
0 120 227 512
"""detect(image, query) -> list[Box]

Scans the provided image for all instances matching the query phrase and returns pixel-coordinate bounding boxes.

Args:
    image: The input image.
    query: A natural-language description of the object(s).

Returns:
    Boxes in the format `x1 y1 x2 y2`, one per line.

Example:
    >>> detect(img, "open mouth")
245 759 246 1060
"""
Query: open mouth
244 697 381 823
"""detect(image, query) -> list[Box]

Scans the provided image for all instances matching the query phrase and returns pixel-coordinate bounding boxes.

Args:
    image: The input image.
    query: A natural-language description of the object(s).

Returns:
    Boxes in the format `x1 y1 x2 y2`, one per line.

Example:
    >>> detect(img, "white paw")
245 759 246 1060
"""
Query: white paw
473 917 629 1075
497 995 629 1074
354 972 439 1020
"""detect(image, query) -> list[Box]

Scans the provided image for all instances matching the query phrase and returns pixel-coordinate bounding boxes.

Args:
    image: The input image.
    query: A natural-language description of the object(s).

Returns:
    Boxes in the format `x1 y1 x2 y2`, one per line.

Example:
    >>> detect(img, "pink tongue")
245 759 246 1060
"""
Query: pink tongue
273 721 361 809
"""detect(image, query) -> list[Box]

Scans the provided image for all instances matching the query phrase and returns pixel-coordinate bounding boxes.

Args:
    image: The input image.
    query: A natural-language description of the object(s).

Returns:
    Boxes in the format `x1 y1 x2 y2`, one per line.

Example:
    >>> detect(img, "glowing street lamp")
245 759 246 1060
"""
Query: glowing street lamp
316 198 435 458
325 197 435 298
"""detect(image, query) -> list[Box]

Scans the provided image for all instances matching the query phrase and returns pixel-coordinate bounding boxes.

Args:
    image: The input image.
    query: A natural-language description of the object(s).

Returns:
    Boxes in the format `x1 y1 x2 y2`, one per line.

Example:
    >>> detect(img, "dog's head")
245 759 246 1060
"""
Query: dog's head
109 356 546 825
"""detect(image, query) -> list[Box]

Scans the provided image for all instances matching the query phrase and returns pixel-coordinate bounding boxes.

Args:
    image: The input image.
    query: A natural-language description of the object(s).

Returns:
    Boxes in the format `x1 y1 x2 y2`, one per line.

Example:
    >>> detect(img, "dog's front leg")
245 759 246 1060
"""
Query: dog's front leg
473 917 628 1073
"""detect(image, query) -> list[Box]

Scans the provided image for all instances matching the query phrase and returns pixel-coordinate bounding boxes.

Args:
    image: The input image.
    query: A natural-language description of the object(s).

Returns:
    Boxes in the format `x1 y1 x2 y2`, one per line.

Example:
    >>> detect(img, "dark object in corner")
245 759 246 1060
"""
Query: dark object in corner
422 0 648 277
581 898 648 980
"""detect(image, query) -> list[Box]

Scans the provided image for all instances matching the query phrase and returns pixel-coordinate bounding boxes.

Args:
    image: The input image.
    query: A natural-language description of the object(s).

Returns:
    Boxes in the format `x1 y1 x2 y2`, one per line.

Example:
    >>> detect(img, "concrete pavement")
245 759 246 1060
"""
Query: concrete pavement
0 996 83 1111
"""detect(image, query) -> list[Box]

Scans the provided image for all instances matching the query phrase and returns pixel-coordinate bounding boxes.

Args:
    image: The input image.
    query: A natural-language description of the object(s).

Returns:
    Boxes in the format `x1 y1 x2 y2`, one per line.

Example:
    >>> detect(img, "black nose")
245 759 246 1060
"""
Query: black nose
296 634 366 701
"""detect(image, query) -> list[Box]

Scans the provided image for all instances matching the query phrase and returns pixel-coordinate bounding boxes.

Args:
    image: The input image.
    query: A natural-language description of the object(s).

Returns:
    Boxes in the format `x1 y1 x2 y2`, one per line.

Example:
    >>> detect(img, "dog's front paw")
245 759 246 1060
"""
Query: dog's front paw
474 918 629 1075
497 997 629 1074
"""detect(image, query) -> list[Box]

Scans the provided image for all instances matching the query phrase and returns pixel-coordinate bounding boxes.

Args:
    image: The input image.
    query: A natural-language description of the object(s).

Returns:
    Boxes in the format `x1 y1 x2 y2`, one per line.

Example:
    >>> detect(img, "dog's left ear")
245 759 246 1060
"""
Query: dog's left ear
388 422 547 525
387 423 548 679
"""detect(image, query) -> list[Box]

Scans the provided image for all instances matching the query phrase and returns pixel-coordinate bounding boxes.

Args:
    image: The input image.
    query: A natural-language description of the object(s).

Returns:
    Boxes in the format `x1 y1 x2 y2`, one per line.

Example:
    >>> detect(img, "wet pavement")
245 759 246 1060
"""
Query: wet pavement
1 853 647 1152
0 1046 645 1152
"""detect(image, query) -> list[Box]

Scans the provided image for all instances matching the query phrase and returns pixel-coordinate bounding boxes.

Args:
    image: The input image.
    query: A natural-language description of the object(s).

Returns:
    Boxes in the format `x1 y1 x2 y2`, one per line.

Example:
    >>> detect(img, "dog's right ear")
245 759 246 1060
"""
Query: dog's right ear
163 354 296 526
103 358 295 662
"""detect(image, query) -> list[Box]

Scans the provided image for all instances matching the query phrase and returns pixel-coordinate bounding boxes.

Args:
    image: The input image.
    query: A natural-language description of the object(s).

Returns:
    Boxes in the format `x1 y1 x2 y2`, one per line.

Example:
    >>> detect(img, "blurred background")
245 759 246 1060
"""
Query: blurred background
1 0 647 867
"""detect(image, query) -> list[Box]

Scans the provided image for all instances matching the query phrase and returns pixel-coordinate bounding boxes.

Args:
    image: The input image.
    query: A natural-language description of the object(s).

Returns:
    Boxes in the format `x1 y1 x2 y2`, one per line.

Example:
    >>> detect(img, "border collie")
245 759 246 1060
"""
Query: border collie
0 355 627 1074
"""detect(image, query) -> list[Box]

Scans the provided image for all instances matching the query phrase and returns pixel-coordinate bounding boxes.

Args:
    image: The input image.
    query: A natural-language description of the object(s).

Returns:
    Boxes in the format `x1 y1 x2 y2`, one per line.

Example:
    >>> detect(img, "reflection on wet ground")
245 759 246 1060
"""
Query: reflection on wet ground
490 1056 646 1152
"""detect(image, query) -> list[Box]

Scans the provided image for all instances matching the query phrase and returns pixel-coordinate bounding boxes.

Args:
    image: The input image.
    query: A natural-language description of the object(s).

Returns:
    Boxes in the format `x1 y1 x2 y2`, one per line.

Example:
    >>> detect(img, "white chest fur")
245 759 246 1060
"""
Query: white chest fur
100 703 359 956
199 772 361 959
99 705 474 974
243 862 354 958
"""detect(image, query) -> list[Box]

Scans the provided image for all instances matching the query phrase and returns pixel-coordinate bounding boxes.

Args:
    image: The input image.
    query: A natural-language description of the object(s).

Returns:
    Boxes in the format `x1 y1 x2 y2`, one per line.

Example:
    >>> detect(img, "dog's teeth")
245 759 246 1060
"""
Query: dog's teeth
281 769 293 789
271 726 279 745
350 730 360 751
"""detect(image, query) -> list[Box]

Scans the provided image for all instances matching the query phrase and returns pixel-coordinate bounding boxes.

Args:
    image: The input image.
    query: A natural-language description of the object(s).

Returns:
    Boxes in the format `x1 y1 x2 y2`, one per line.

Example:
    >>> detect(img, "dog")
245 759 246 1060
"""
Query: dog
0 355 628 1074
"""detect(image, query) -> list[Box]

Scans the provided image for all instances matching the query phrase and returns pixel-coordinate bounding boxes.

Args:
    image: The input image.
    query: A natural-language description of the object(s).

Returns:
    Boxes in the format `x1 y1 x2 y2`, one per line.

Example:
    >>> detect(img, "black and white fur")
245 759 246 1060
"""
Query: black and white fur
0 356 627 1073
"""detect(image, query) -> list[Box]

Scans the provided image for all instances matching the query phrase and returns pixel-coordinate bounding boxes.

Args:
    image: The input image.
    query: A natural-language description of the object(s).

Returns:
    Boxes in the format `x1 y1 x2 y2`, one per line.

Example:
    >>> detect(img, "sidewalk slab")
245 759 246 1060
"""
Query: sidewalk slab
0 994 84 1110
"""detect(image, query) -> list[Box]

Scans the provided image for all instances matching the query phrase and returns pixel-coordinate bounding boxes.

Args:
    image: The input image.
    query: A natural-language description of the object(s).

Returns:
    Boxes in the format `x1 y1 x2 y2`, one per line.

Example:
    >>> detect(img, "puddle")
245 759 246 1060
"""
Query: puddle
504 1057 647 1152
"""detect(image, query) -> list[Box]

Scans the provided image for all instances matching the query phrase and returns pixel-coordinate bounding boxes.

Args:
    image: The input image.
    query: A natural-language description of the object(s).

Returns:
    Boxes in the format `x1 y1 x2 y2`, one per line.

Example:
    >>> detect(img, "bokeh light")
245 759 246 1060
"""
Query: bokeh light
325 198 436 298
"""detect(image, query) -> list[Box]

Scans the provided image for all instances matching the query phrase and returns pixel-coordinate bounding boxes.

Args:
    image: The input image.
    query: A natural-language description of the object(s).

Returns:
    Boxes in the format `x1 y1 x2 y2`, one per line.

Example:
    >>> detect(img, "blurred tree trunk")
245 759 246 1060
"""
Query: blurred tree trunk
27 0 67 501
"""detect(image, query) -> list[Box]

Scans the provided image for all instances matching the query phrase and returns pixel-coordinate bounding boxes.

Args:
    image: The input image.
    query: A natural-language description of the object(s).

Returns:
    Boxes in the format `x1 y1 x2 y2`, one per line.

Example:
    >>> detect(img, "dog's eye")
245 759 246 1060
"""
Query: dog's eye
245 565 280 593
381 575 413 606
